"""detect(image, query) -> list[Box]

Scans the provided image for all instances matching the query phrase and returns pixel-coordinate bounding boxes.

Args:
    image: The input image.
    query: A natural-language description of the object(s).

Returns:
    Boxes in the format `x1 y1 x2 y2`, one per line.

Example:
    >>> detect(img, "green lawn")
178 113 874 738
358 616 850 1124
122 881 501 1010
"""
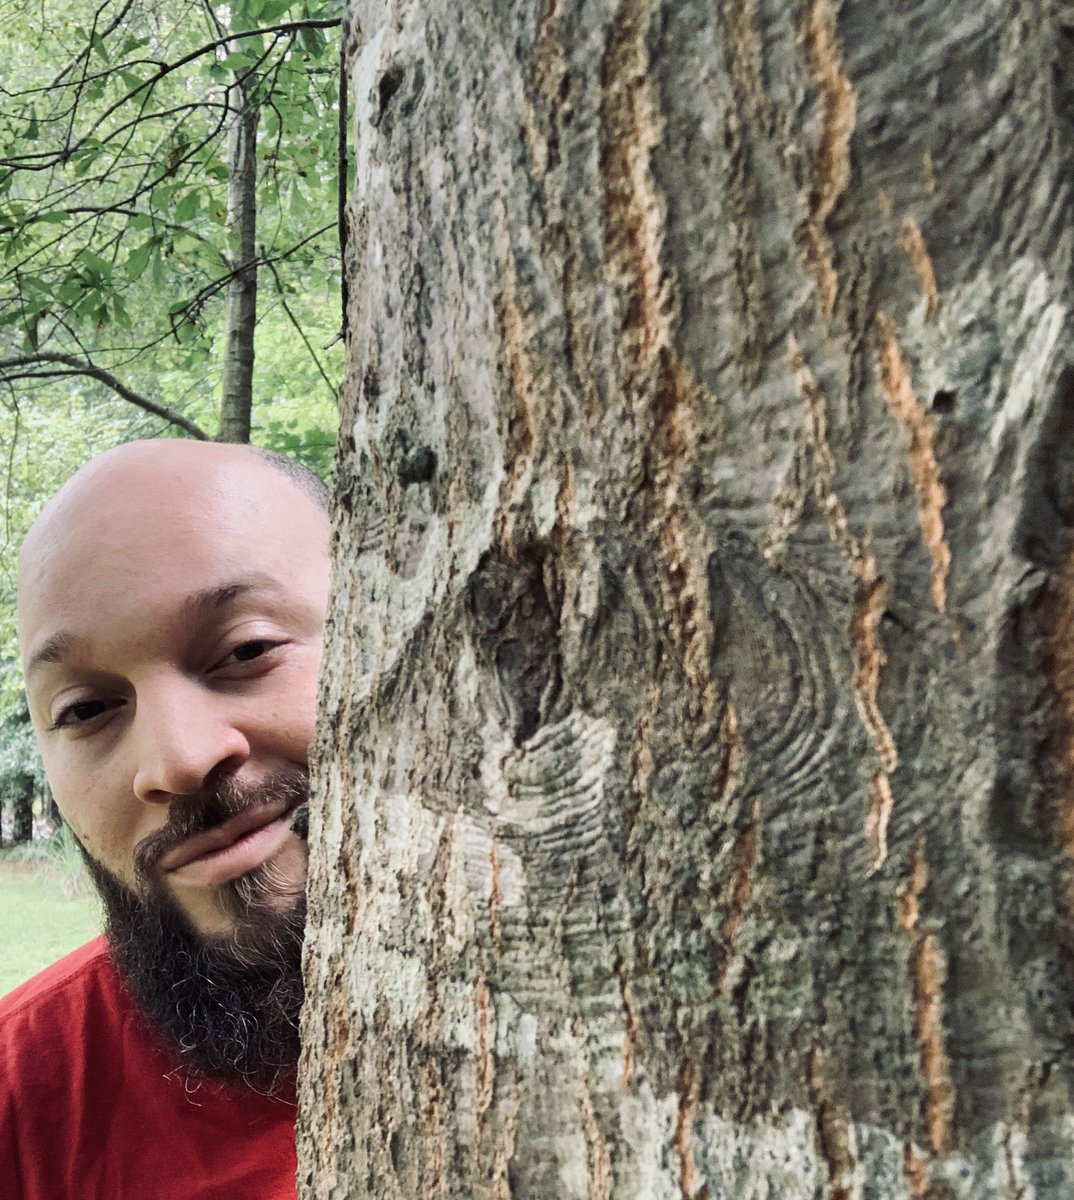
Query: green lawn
0 859 102 998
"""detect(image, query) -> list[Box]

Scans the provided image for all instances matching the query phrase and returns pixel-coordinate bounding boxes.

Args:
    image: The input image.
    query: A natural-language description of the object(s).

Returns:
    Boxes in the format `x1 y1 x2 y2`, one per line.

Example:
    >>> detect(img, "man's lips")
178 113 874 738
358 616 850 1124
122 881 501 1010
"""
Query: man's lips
159 801 296 876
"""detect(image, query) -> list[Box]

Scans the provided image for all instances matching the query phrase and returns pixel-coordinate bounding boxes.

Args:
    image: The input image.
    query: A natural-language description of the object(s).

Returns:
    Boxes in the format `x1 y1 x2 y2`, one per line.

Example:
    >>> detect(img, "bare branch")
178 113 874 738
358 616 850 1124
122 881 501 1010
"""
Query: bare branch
336 39 349 344
0 353 208 438
264 258 338 401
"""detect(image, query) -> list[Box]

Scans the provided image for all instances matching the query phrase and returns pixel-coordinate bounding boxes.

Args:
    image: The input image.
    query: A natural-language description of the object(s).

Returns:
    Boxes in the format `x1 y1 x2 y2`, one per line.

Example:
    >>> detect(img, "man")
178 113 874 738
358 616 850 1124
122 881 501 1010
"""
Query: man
0 439 331 1199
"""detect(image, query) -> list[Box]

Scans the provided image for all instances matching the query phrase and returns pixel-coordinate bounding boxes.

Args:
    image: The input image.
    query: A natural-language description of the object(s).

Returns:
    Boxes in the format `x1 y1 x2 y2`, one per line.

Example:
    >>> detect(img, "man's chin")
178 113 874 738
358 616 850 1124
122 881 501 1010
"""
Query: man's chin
77 839 306 1093
167 834 310 938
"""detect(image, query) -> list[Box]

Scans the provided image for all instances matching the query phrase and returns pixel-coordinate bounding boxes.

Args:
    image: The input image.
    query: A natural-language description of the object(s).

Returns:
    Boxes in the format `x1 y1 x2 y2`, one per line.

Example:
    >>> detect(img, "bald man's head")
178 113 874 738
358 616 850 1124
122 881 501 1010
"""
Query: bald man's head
19 439 329 652
250 446 330 513
15 437 331 1087
20 438 327 586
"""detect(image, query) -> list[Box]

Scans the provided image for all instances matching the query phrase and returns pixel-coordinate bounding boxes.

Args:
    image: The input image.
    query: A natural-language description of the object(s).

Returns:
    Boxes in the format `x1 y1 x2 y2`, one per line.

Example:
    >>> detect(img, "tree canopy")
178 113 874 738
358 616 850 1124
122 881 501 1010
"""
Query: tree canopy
0 0 343 439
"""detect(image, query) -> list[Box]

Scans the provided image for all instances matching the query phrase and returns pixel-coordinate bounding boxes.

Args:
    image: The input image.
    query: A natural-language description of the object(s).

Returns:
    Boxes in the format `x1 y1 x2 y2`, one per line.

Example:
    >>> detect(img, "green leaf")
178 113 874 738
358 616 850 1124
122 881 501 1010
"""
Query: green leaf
288 183 307 222
305 0 343 18
257 0 295 23
125 240 155 281
220 51 254 71
21 275 52 299
172 317 198 345
70 142 103 177
56 277 84 305
298 26 326 56
174 189 200 223
22 314 40 351
77 250 114 285
150 183 177 211
111 295 132 328
230 0 265 25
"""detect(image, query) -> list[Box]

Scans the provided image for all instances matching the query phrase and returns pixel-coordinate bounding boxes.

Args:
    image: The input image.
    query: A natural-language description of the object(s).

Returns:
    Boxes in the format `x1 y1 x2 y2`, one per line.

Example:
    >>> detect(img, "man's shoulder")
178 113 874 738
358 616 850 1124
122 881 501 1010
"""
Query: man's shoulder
0 935 116 1029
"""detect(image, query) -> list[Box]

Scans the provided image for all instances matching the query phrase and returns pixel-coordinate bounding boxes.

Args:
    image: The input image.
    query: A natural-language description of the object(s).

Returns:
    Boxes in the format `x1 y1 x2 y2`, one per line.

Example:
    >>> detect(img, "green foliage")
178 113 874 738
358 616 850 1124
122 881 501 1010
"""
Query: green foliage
0 0 344 438
0 694 42 809
1 823 91 898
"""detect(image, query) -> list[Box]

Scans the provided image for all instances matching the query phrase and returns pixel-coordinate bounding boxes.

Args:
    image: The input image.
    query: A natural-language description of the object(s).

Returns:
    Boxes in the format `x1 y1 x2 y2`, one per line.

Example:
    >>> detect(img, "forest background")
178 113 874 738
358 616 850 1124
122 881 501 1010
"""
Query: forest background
0 0 344 843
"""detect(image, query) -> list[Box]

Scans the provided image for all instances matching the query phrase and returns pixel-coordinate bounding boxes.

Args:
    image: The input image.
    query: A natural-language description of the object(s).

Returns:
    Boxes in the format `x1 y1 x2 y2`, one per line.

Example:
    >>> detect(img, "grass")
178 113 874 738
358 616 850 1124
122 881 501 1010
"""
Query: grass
0 830 102 998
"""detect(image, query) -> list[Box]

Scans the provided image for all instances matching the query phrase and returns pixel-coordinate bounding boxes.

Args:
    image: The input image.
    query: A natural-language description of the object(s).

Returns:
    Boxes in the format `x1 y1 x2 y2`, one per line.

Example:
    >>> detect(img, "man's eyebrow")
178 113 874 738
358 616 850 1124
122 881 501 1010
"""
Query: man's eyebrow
25 576 284 676
26 632 79 677
181 575 283 614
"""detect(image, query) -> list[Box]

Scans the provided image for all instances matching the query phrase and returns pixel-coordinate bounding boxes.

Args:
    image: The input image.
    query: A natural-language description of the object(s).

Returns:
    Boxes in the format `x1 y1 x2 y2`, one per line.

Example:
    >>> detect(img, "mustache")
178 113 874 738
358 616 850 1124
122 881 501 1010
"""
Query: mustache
133 767 309 883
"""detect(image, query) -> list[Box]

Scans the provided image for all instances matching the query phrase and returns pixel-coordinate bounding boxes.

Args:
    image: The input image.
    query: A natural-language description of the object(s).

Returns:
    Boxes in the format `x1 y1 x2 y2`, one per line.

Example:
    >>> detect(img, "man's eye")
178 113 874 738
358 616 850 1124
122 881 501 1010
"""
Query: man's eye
50 699 111 730
233 640 270 662
217 639 284 669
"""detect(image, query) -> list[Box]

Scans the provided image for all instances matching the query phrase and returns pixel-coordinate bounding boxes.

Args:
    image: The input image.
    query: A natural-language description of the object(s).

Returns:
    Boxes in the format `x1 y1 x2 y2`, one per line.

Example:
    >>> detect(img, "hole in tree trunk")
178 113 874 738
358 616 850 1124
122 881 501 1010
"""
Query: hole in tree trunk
932 390 958 413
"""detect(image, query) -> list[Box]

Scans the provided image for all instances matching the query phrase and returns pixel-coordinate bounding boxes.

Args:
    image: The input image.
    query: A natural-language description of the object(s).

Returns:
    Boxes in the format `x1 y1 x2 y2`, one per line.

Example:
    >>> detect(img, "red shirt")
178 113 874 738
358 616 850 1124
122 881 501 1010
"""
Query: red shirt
0 938 297 1200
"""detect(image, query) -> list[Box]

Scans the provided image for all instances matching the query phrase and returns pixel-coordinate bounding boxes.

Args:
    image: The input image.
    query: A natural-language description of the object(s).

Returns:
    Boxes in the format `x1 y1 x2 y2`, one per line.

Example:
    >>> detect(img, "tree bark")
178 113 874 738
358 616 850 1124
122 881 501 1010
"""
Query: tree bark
300 2 1074 1196
11 775 33 845
218 74 258 444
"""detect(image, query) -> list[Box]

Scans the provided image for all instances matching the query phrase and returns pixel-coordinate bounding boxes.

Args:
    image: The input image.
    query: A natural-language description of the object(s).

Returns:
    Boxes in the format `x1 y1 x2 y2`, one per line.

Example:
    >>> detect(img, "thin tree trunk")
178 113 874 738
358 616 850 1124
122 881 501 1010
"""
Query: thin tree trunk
11 776 33 845
300 2 1074 1197
218 75 258 444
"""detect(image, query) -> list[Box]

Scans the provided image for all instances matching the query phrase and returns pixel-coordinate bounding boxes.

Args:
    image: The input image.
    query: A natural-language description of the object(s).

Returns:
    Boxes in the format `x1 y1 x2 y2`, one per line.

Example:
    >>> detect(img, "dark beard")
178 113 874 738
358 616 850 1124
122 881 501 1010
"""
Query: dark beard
77 768 310 1096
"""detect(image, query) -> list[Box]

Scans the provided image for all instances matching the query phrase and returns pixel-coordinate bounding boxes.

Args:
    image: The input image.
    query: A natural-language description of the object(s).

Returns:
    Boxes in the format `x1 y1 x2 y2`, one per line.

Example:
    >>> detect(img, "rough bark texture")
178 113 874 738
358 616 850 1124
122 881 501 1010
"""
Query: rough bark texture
299 2 1074 1196
218 76 258 444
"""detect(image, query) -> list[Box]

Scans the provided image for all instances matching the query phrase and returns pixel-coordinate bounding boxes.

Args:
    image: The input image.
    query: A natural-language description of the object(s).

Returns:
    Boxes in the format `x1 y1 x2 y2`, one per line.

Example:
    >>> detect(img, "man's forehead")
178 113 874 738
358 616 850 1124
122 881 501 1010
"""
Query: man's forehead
23 438 324 551
17 439 328 656
24 440 283 547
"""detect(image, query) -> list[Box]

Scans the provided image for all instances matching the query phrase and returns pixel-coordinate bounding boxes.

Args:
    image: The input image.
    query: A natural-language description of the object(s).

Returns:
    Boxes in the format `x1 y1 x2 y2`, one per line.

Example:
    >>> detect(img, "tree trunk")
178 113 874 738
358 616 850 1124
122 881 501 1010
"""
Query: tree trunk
218 74 258 444
11 775 33 845
299 2 1074 1197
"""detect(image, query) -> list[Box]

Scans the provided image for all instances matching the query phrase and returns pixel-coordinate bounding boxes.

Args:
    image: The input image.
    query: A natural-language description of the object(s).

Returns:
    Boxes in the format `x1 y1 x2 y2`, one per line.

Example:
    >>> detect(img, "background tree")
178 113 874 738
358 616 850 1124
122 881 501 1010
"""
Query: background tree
0 708 36 846
0 0 343 442
299 1 1074 1197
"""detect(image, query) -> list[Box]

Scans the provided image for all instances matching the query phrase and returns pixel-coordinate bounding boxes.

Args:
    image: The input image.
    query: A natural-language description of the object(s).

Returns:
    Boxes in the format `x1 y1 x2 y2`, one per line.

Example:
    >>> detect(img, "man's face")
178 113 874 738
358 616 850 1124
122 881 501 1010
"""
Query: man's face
17 442 330 938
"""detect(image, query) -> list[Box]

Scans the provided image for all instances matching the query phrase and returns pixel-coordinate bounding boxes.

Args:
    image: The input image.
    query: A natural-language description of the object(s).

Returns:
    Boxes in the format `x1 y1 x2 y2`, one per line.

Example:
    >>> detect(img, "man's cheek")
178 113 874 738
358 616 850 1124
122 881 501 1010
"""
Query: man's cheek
64 821 133 890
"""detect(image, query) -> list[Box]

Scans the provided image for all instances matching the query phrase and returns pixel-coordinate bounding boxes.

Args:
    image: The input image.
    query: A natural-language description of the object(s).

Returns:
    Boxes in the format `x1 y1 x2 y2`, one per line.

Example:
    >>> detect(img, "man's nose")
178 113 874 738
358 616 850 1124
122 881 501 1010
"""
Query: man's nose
131 676 250 804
